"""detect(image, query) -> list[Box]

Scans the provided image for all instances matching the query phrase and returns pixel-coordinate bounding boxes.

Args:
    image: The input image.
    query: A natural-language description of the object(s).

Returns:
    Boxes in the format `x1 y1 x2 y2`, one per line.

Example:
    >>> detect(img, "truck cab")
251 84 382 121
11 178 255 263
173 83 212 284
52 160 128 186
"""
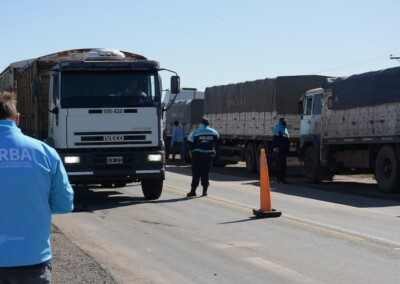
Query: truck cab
299 87 333 182
43 48 180 199
300 88 324 150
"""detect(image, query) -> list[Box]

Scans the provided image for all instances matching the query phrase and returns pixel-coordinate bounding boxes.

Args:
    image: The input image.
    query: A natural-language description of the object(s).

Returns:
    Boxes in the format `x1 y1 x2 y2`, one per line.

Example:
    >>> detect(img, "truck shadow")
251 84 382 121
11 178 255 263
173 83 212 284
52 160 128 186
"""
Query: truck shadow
73 187 143 213
168 163 400 206
72 185 189 213
266 179 400 207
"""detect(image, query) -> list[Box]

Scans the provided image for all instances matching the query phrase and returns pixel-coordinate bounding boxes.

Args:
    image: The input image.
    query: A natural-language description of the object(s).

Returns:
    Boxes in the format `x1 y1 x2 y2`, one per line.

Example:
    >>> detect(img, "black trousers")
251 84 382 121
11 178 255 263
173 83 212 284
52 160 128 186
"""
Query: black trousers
191 151 214 190
0 261 51 284
276 152 287 181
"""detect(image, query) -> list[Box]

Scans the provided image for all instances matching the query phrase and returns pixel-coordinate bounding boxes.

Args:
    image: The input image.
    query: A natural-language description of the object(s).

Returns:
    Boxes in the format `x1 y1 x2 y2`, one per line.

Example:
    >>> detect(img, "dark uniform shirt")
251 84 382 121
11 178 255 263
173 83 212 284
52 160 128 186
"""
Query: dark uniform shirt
187 124 219 154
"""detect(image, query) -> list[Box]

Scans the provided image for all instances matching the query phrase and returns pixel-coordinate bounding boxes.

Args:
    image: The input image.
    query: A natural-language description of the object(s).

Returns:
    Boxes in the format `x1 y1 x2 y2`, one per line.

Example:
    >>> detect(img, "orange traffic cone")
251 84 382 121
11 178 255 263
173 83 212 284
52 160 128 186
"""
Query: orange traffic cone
253 148 282 218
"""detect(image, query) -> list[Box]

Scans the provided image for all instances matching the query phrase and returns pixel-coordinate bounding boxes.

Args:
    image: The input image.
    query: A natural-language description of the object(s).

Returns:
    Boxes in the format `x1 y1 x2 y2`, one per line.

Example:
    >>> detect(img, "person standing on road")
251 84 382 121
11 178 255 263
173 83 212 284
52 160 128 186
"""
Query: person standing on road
187 116 219 197
273 117 290 183
0 91 74 283
170 120 185 162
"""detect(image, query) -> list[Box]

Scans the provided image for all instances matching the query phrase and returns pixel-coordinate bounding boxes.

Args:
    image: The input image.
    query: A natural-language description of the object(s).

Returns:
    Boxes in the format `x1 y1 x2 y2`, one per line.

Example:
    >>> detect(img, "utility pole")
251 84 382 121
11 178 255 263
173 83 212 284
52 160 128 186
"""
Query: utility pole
390 54 400 62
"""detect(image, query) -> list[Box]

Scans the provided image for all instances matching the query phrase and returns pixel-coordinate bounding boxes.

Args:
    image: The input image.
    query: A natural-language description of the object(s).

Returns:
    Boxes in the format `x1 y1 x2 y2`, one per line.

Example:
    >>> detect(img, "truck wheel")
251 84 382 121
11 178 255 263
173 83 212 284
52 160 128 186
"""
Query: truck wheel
245 143 256 173
141 179 163 200
165 138 171 160
304 146 320 183
375 146 400 193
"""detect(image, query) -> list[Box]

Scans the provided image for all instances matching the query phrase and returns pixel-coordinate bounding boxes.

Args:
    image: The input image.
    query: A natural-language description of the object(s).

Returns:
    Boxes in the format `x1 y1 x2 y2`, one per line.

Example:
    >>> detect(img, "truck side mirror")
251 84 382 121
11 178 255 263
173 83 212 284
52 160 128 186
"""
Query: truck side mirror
298 100 303 114
49 107 59 115
170 76 180 94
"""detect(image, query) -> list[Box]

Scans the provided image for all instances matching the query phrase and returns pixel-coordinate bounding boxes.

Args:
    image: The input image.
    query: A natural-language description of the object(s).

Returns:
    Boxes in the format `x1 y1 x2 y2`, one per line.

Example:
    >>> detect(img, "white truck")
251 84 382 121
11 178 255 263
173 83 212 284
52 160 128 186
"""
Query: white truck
0 48 180 199
162 88 205 161
299 67 400 193
163 98 204 161
204 75 327 173
162 87 204 109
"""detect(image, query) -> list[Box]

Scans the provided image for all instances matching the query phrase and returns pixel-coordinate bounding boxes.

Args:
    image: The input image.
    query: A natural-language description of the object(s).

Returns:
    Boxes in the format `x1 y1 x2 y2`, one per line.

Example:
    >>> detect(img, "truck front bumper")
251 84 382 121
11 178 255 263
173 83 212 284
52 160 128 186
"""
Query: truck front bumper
60 150 165 184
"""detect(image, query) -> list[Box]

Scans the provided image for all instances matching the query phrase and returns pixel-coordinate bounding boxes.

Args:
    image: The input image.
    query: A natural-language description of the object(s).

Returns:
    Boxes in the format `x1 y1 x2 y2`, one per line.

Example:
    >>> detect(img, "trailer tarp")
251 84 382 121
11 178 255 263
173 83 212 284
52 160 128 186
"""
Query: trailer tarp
205 78 274 114
323 66 400 110
165 99 204 126
205 75 327 115
276 76 327 114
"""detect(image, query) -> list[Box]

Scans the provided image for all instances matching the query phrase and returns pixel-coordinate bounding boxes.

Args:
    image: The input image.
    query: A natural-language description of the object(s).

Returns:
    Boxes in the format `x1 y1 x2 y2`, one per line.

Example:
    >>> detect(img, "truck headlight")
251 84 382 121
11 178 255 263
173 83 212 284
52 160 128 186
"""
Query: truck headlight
64 156 81 164
147 154 162 162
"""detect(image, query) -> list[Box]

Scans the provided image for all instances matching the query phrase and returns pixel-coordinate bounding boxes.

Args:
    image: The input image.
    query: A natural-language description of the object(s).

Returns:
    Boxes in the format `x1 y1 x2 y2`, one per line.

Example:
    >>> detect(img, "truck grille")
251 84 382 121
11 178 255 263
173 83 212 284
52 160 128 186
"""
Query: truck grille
74 131 152 146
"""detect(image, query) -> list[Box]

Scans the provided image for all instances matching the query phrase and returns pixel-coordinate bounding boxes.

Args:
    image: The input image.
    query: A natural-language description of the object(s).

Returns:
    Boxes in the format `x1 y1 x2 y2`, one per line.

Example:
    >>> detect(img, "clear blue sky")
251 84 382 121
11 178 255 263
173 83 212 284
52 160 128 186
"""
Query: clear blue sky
0 0 399 91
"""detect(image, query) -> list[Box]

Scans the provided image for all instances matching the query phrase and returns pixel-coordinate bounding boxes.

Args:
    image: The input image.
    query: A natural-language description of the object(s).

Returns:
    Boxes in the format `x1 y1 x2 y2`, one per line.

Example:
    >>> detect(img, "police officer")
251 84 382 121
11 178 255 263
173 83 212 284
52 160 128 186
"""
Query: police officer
273 117 290 183
187 116 219 197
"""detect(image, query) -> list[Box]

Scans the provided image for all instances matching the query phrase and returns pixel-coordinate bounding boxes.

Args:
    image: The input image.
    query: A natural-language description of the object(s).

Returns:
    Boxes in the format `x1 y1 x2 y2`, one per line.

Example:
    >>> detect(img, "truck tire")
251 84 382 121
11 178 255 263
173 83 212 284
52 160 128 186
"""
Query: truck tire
304 146 320 183
165 137 171 160
245 143 256 173
375 146 400 193
141 179 163 200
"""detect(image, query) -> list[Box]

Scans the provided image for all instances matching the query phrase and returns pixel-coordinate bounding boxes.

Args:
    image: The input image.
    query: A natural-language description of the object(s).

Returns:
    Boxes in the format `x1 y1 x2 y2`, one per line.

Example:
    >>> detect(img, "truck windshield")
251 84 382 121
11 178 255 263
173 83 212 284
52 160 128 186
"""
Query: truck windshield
60 71 160 108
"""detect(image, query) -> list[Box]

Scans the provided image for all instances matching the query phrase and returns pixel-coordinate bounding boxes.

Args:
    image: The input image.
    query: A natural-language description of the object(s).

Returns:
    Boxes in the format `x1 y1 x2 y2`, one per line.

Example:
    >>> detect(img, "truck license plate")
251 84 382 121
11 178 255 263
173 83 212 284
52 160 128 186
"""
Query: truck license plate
107 156 123 164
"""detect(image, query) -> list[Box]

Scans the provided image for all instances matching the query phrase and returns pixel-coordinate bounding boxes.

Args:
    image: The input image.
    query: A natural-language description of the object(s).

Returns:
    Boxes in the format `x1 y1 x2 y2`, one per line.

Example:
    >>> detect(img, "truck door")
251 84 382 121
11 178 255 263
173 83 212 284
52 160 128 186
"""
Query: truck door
300 92 323 138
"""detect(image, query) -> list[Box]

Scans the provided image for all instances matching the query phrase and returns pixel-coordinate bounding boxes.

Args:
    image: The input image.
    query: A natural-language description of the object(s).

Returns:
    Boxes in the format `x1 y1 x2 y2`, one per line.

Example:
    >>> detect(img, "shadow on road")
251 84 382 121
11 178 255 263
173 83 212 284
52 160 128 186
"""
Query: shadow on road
219 216 270 225
72 184 190 213
196 163 400 207
270 178 400 207
73 187 144 213
72 163 400 212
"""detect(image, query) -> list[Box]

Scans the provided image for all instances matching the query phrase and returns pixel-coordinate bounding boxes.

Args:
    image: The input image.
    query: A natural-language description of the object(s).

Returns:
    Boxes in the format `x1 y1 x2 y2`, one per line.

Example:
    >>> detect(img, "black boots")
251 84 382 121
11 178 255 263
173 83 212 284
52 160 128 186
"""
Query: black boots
187 187 208 197
187 187 197 197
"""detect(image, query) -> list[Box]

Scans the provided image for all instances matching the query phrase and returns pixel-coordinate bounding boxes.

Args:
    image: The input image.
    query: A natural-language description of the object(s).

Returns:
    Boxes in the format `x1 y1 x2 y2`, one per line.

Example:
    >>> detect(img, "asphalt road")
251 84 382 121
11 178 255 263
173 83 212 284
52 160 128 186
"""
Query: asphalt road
51 163 400 283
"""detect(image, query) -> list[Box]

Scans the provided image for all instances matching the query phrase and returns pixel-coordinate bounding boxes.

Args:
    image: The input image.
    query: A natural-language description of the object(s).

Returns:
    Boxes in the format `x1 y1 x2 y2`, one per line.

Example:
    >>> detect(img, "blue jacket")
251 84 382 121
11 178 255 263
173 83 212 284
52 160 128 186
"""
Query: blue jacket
171 125 184 143
273 123 290 153
0 120 74 267
188 123 219 154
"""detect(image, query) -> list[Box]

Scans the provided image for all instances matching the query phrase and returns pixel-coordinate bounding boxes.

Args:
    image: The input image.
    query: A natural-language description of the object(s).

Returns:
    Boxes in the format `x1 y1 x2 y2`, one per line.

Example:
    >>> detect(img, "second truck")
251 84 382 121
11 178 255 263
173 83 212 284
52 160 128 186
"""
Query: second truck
204 75 327 173
162 88 205 161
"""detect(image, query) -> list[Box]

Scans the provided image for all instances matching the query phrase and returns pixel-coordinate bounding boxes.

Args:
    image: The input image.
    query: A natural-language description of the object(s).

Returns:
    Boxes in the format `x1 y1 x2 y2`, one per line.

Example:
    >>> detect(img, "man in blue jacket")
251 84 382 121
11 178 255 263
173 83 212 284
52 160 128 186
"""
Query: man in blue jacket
273 117 290 183
187 116 219 197
0 92 74 283
170 120 185 162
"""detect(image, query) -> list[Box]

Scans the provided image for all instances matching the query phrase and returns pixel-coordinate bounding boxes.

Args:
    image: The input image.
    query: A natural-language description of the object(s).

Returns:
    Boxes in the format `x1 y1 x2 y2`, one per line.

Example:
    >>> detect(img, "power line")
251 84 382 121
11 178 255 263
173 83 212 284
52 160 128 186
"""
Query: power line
390 54 400 63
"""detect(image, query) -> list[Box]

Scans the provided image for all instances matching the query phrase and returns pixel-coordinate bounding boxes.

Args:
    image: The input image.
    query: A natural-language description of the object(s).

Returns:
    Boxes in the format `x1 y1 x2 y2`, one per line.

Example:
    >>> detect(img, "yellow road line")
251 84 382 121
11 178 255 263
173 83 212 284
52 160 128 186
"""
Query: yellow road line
283 217 365 241
164 185 365 242
164 185 251 211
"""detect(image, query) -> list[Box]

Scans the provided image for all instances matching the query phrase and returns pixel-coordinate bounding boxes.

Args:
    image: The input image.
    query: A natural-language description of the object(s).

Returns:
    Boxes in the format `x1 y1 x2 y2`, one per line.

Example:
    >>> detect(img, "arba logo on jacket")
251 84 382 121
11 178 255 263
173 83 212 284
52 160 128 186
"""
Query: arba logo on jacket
0 148 32 161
